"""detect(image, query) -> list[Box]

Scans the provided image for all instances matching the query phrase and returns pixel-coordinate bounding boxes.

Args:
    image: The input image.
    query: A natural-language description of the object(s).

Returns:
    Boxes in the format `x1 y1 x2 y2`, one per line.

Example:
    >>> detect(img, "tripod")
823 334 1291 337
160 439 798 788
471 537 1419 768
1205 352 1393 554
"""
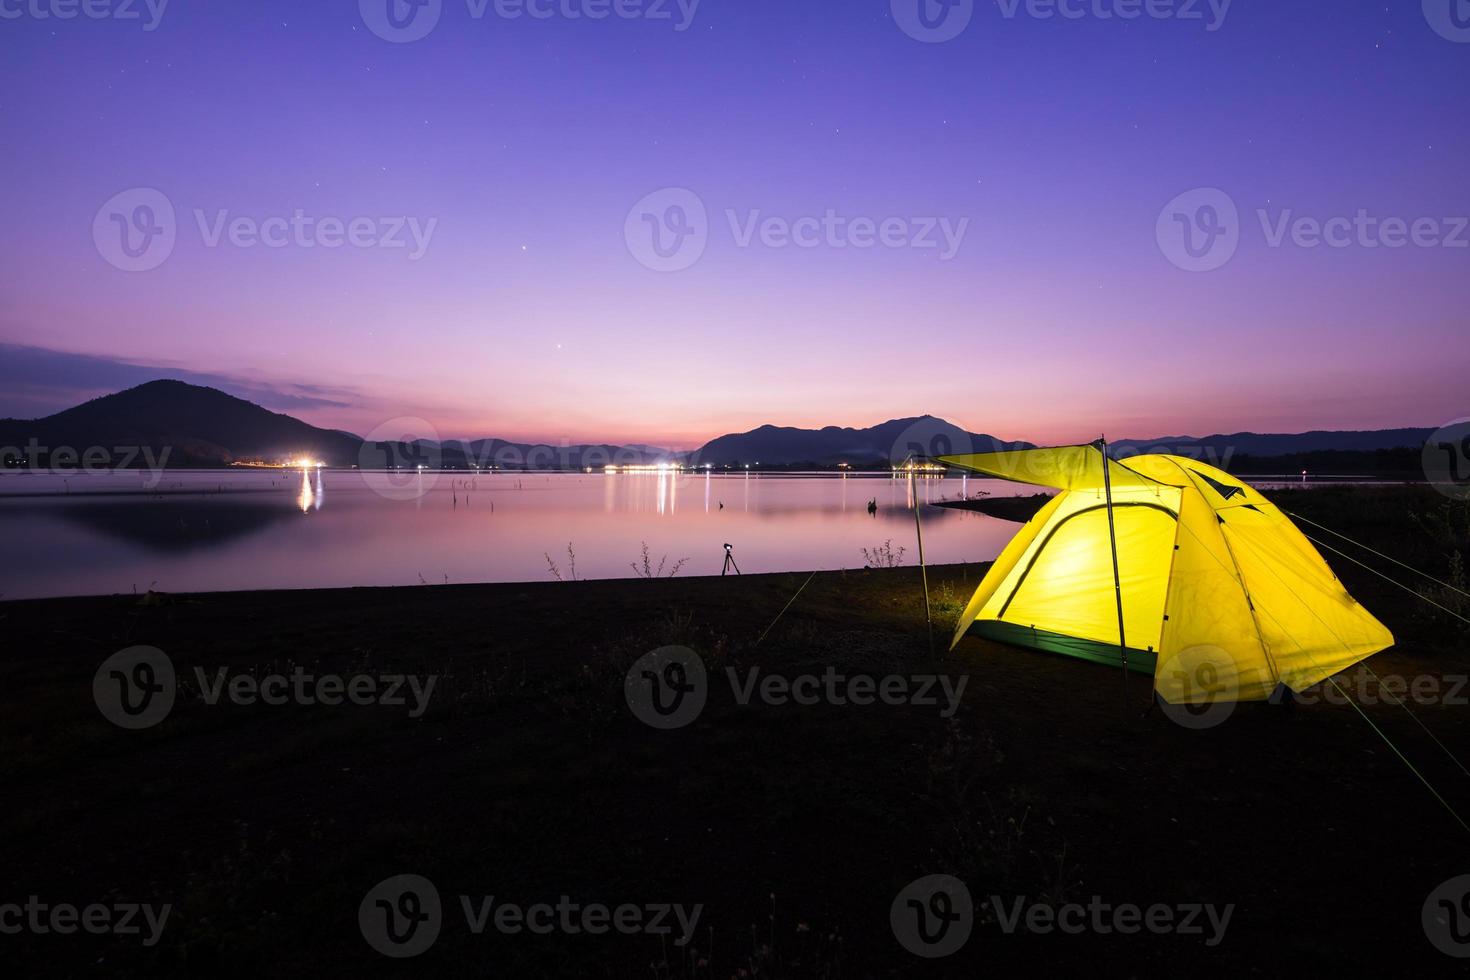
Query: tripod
721 543 741 576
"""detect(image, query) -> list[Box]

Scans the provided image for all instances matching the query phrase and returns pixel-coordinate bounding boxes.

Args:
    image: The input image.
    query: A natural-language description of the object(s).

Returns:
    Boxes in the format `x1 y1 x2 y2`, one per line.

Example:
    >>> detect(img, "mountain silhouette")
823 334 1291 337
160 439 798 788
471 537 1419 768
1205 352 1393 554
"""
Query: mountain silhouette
1108 428 1434 460
690 416 1029 466
0 380 361 466
0 381 1440 471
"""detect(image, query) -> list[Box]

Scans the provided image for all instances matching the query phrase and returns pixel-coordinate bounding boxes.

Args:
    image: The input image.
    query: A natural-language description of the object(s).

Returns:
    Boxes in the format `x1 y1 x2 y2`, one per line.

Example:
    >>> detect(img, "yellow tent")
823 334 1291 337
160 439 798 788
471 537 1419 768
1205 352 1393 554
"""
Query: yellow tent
938 444 1393 704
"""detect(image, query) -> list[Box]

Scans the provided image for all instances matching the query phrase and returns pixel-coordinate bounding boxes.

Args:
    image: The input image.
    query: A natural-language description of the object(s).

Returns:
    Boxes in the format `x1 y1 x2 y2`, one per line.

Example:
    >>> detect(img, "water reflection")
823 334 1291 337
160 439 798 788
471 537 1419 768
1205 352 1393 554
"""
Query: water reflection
2 469 1023 600
297 467 315 514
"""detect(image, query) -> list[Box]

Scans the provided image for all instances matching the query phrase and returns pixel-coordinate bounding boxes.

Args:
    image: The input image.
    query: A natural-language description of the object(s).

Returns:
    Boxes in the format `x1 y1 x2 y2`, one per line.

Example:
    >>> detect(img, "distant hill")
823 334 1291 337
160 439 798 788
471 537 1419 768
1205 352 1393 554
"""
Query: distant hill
1109 428 1434 465
691 416 1030 467
691 418 1436 470
0 381 1440 473
0 380 675 470
0 380 362 467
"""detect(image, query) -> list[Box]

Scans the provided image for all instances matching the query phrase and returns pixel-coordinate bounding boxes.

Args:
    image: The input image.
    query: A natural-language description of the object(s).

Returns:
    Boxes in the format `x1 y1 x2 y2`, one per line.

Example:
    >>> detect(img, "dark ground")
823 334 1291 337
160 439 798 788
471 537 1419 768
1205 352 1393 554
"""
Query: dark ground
2 485 1469 977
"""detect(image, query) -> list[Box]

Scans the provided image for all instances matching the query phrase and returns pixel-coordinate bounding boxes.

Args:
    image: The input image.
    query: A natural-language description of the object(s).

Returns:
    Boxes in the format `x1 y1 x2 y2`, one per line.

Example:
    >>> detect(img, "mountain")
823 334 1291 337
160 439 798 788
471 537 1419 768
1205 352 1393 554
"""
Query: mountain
690 416 1030 467
1108 428 1435 463
0 380 362 467
691 418 1437 469
0 380 1440 472
0 380 676 470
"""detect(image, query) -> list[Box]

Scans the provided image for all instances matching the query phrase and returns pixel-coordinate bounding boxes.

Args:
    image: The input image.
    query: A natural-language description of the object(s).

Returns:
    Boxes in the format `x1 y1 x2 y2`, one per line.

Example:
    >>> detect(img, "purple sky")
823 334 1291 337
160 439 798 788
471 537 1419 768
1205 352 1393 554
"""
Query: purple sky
1 1 1466 448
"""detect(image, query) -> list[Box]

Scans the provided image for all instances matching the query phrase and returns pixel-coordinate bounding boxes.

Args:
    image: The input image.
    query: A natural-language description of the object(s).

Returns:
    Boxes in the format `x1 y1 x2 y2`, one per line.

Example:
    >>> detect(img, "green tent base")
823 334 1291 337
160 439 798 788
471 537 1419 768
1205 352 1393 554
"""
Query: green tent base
966 620 1158 676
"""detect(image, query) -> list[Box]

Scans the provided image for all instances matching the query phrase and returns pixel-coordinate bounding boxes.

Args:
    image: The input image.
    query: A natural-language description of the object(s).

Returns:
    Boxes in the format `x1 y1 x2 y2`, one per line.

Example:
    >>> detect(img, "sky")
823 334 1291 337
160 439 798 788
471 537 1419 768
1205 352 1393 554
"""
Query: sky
1 0 1466 449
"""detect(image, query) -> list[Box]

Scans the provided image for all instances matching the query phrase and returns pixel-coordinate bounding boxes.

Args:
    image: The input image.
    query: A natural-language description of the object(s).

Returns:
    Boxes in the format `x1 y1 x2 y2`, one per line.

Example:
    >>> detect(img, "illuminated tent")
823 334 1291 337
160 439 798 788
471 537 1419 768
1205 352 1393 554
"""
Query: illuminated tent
938 444 1393 703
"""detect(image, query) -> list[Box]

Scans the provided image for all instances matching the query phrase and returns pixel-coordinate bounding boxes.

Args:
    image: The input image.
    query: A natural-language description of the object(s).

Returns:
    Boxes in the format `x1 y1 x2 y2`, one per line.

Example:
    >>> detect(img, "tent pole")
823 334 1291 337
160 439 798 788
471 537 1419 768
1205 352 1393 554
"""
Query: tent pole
1099 437 1128 687
910 462 934 657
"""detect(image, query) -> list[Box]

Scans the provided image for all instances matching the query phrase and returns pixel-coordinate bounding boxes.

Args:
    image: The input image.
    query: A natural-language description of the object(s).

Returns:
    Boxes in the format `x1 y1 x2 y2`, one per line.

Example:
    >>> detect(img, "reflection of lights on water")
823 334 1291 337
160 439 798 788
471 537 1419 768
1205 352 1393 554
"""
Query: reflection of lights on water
314 467 324 511
605 462 682 473
657 469 677 515
297 467 314 513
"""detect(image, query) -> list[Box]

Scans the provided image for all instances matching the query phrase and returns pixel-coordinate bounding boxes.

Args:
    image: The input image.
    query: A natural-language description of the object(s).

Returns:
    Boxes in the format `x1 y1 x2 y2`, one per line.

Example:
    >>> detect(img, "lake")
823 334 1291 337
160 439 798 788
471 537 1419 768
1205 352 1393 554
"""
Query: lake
1 468 1040 600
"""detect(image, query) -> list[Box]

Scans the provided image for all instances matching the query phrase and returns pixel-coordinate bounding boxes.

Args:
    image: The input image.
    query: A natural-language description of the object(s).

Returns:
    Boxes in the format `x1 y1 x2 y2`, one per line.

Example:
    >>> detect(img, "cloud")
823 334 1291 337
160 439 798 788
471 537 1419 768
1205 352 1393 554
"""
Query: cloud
0 343 357 420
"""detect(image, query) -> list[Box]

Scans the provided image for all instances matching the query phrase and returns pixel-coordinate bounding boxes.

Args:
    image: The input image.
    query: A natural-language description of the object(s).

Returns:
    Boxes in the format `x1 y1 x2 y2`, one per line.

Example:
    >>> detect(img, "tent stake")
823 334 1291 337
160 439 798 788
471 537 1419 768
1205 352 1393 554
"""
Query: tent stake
1099 436 1128 689
911 463 934 657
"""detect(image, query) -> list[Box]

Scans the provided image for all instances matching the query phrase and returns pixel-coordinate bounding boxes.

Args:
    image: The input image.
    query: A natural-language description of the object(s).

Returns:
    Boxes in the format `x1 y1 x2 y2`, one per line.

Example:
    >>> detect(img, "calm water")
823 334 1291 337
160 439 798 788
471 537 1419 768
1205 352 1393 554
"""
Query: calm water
1 469 1036 600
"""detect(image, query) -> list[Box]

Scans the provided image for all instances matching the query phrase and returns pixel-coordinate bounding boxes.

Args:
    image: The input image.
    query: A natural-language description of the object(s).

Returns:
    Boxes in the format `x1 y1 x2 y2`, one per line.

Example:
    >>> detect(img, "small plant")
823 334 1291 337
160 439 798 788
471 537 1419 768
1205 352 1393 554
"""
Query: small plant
544 543 578 582
860 539 906 568
630 541 689 579
932 580 963 621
